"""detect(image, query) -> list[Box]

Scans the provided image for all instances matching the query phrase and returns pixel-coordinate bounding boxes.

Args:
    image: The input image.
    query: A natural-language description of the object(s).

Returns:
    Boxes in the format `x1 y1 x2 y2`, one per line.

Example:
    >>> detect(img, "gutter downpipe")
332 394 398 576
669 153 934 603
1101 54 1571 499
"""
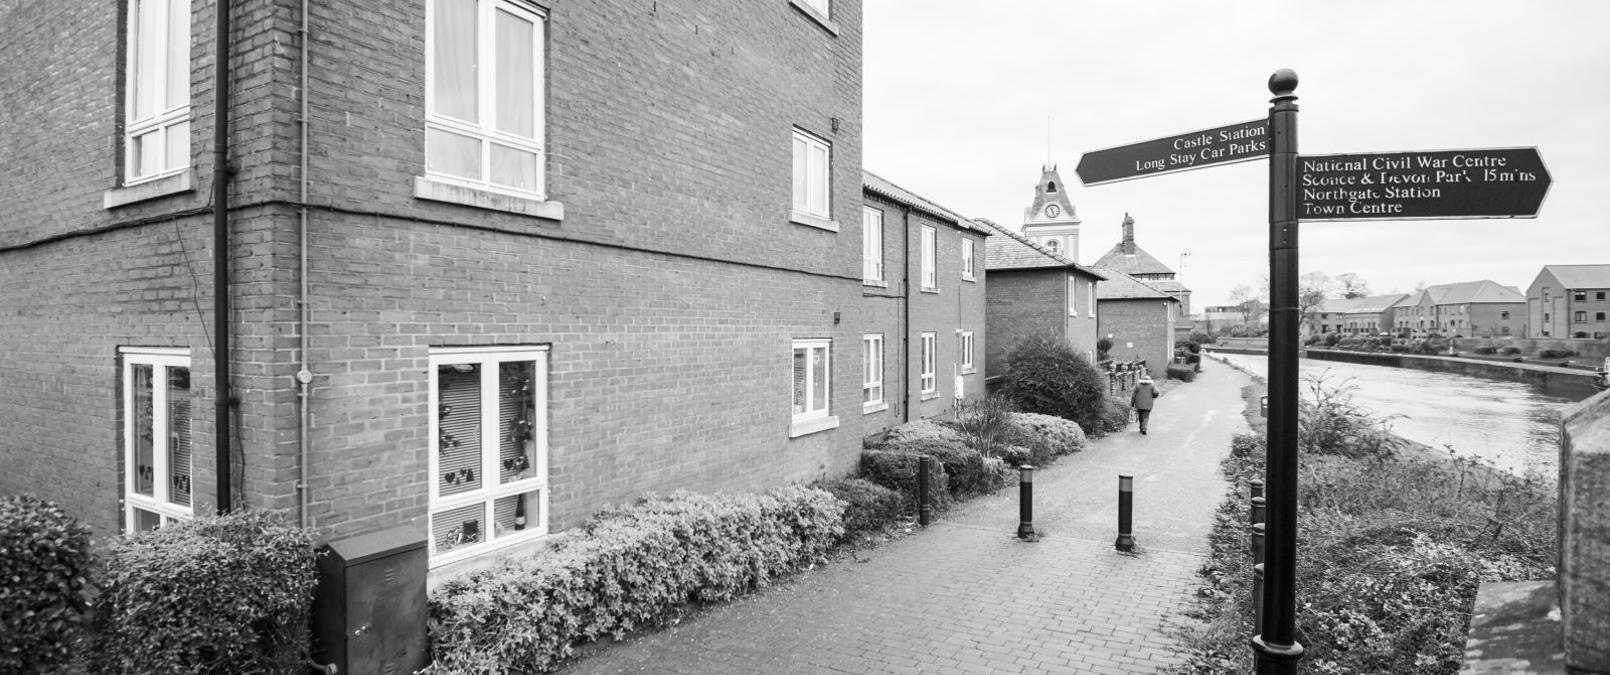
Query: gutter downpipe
901 205 912 423
213 0 233 514
295 0 312 528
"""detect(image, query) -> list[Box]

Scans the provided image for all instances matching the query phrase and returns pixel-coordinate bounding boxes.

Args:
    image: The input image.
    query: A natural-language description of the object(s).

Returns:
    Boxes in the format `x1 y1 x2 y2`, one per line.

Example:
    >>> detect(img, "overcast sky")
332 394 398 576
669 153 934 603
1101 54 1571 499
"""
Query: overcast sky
864 1 1610 308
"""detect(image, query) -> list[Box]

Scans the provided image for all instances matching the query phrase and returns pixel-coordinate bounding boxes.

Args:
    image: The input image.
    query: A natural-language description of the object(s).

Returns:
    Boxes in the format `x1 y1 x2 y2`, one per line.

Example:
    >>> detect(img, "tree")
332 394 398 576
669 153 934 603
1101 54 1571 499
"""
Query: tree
1228 284 1264 328
1336 272 1371 299
1298 272 1335 332
1000 334 1111 437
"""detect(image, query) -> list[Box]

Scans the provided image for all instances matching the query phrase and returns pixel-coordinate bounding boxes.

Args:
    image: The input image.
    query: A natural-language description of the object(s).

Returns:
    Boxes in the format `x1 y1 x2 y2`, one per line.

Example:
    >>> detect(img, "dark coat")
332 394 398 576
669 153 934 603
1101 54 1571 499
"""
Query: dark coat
1130 381 1161 410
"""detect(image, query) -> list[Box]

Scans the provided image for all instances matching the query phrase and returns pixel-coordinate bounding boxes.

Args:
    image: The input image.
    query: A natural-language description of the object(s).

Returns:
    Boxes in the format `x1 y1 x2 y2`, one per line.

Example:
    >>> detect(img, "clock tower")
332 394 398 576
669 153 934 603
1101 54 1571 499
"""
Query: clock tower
1021 164 1082 261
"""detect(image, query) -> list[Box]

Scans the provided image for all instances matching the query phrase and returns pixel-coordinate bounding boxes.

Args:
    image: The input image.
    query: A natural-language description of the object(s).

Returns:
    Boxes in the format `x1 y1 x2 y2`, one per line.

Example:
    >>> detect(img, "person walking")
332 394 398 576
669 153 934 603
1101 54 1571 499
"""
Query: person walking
1131 376 1162 434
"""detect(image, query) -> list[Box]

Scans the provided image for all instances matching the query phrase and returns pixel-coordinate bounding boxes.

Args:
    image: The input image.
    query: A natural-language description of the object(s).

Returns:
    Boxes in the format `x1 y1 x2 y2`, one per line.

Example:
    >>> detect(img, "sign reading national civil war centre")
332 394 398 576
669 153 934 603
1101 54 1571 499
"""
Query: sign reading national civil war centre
1298 147 1550 220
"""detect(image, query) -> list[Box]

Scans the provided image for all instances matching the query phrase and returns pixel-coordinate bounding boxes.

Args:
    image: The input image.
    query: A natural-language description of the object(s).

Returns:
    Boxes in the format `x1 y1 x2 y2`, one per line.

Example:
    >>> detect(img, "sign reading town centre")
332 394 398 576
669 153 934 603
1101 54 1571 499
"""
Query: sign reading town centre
1075 119 1270 186
1299 147 1550 220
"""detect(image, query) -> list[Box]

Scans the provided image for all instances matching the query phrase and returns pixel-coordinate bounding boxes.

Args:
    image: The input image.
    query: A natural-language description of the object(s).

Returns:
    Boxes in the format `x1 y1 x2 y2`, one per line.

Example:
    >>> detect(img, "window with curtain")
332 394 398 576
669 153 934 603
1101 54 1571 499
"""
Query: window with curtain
121 348 192 531
862 334 883 409
426 0 547 196
790 339 837 436
429 346 550 565
124 0 192 183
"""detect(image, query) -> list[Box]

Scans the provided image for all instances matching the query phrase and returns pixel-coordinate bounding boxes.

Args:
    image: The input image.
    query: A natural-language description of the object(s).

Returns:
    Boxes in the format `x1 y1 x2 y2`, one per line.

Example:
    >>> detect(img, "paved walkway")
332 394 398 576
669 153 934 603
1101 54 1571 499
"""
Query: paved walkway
561 365 1253 675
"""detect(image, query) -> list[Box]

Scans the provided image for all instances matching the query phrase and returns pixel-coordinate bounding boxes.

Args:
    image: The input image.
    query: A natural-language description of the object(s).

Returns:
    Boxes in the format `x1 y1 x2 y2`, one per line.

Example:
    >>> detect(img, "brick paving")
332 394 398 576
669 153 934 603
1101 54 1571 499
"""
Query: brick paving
561 364 1252 674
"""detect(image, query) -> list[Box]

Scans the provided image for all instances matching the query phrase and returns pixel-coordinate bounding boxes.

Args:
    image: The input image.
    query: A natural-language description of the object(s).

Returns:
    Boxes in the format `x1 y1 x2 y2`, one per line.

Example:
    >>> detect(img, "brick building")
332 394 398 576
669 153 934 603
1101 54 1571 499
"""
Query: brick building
980 219 1106 383
0 0 868 574
1310 294 1409 337
859 172 989 434
1094 271 1179 372
1393 280 1525 339
1527 264 1610 339
1091 213 1191 320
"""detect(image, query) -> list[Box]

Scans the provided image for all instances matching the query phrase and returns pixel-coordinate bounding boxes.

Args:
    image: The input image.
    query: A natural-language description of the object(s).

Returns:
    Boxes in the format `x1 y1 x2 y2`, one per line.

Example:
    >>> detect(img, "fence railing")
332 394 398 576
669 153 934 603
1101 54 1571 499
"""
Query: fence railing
1099 359 1148 396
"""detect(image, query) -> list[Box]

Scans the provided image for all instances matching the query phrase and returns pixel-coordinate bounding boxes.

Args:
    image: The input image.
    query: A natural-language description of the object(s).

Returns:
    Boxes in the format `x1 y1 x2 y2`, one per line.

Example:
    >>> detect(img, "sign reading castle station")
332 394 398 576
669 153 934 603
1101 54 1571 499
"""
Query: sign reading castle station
1075 119 1270 185
1298 147 1550 220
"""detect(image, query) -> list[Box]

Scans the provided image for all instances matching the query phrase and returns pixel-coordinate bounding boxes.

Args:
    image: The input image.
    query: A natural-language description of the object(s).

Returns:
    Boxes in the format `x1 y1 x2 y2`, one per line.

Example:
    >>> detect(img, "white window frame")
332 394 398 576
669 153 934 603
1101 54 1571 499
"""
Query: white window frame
961 238 976 281
123 0 192 185
1088 281 1097 318
920 332 937 397
1069 276 1078 315
424 0 548 199
790 338 838 437
791 128 834 229
428 345 550 566
121 347 193 531
862 207 885 285
920 226 937 291
802 0 830 16
959 330 975 374
862 334 886 413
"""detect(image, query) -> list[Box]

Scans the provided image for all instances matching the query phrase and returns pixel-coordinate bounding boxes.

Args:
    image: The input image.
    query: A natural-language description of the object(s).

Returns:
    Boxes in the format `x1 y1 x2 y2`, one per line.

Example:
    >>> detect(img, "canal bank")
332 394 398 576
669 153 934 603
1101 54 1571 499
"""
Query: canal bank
1205 345 1604 398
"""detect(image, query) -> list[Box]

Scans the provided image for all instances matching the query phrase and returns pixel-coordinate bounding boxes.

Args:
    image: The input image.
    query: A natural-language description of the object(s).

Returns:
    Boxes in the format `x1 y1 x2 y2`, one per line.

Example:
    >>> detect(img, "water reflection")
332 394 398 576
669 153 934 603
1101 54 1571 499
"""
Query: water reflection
1209 352 1578 478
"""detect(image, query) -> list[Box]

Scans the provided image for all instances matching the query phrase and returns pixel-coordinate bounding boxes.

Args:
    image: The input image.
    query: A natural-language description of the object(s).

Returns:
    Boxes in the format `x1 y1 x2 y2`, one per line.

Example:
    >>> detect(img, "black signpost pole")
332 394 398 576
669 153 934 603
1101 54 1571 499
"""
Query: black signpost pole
1253 68 1305 674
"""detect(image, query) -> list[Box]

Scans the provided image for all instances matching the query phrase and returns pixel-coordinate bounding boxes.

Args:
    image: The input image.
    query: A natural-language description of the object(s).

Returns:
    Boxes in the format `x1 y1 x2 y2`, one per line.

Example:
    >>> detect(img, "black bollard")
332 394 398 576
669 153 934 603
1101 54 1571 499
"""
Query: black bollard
1251 479 1265 500
918 455 933 527
1115 474 1135 552
1253 522 1266 630
1017 465 1035 539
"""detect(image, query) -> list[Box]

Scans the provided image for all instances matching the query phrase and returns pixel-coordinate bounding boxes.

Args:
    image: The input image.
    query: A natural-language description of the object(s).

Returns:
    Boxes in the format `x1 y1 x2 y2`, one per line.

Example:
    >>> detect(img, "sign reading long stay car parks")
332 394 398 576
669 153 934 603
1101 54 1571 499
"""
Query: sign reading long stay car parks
1074 119 1269 185
1299 147 1550 220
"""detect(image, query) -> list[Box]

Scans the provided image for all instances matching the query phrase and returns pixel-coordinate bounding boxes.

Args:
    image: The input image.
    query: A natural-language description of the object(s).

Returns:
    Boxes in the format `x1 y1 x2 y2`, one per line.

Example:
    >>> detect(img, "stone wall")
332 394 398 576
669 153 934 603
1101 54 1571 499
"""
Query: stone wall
1559 388 1610 672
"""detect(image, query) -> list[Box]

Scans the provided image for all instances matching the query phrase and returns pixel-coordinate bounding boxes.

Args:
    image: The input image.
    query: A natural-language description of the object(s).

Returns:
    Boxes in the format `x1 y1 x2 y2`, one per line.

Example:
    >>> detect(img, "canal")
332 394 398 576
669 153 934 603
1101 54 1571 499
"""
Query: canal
1207 351 1597 478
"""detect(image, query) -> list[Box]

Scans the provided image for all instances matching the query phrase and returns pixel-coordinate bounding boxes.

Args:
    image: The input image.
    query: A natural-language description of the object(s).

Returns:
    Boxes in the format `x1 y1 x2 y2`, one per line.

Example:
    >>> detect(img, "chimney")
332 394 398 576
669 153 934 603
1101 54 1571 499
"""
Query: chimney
1121 213 1136 254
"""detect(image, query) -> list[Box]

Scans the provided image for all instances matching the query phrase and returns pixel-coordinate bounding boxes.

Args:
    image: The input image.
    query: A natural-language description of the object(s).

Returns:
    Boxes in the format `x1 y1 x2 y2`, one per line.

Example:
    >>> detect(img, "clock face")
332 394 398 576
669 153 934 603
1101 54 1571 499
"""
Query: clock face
1045 204 1061 218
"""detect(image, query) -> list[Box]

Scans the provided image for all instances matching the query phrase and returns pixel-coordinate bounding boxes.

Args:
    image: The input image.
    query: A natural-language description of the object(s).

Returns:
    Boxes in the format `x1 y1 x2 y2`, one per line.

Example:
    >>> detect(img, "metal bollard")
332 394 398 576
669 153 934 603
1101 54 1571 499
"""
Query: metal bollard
1017 465 1036 539
1252 522 1266 630
917 455 933 527
1115 474 1135 552
1250 479 1265 500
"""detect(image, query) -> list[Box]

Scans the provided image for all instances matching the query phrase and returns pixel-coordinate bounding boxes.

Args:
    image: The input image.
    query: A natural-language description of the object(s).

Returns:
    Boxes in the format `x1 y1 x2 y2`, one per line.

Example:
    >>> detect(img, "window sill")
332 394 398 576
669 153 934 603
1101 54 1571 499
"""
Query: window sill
789 414 839 438
920 392 939 401
863 279 888 288
415 176 565 221
789 0 840 36
790 210 839 233
920 286 938 294
862 401 888 415
104 169 194 209
961 368 975 375
963 275 977 283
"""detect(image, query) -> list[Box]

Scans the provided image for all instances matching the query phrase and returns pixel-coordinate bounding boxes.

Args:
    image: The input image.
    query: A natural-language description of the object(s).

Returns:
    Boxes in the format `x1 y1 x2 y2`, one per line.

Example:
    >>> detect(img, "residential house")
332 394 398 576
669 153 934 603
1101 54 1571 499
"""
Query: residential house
1310 294 1409 337
1091 214 1192 322
859 171 989 436
0 0 866 574
1094 270 1180 372
980 219 1106 384
1198 304 1266 335
1393 281 1526 338
1526 265 1610 339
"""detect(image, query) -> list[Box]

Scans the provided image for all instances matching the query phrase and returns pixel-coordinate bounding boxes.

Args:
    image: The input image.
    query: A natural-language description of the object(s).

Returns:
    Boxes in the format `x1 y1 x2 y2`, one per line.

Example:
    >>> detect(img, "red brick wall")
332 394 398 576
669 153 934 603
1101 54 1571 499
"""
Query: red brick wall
1098 299 1177 373
984 270 1065 378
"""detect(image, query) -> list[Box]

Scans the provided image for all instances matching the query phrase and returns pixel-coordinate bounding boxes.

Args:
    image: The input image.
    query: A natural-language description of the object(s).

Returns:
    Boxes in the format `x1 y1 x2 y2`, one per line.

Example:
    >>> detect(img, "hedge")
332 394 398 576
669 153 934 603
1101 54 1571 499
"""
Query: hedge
424 487 844 674
817 478 904 537
861 450 953 513
87 509 316 675
878 420 1003 497
0 496 95 674
1166 364 1197 382
1001 412 1086 465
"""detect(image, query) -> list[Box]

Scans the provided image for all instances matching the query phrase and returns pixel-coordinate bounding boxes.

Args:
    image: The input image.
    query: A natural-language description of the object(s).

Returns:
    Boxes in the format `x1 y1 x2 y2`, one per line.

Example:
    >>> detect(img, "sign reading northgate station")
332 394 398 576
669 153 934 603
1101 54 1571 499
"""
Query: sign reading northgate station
1299 147 1550 220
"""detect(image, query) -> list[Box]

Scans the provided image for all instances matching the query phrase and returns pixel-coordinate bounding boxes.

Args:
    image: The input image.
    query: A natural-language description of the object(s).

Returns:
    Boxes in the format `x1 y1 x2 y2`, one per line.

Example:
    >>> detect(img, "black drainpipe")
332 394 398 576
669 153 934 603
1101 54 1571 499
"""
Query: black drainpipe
900 204 912 423
213 0 233 514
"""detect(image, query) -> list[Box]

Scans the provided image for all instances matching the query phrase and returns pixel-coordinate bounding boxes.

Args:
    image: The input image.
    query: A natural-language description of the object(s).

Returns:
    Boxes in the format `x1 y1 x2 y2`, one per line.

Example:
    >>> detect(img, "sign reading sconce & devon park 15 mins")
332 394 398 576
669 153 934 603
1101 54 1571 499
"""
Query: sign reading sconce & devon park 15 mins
1299 147 1550 221
1074 119 1270 186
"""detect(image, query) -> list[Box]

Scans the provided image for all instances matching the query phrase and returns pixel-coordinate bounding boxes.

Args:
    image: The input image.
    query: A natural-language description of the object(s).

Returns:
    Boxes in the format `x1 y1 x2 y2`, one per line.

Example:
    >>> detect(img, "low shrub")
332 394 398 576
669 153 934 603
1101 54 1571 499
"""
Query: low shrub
0 496 95 674
1473 346 1497 355
1000 334 1112 438
1539 347 1577 359
817 478 903 537
879 420 1003 498
1166 364 1197 382
1498 346 1522 355
88 509 316 675
952 395 1016 458
426 487 844 674
996 445 1034 468
1099 396 1133 434
861 450 952 513
1298 372 1403 461
1001 412 1086 465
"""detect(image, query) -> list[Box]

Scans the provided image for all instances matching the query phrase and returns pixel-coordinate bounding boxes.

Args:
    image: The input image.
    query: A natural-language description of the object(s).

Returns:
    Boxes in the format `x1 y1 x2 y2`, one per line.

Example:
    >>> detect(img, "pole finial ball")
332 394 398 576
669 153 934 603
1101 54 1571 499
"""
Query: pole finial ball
1268 68 1299 96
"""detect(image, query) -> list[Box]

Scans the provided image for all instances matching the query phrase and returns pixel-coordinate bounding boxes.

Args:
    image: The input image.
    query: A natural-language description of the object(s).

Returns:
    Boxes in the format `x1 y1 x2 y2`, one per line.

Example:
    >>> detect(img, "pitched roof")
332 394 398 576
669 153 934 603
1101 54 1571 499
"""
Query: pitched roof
978 218 1106 278
1318 293 1410 315
1408 280 1526 306
862 170 991 235
1093 269 1174 300
1541 264 1610 289
1090 214 1176 276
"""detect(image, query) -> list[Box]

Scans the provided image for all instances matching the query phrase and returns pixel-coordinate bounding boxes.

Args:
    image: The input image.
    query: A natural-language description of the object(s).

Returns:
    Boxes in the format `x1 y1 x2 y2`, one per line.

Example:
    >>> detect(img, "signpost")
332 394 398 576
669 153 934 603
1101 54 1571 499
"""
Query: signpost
1075 69 1550 675
1075 119 1269 186
1299 148 1550 220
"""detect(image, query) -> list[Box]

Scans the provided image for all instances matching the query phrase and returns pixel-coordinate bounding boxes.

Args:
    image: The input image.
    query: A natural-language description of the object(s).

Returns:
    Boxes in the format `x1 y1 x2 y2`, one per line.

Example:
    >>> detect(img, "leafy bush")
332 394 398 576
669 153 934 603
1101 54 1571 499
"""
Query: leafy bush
1166 364 1196 382
952 395 1016 458
1498 346 1522 355
426 487 843 674
817 478 903 537
1188 330 1216 345
1539 347 1577 359
1001 412 1086 465
1473 346 1497 355
88 510 316 675
1099 396 1133 434
860 451 952 513
1297 372 1403 461
1000 334 1112 437
1323 333 1342 347
878 420 1002 497
0 496 95 674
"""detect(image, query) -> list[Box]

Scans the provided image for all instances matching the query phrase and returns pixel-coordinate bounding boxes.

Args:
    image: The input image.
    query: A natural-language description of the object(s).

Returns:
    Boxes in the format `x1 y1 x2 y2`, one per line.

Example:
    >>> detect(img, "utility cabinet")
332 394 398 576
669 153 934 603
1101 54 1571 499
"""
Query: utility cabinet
312 526 428 675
